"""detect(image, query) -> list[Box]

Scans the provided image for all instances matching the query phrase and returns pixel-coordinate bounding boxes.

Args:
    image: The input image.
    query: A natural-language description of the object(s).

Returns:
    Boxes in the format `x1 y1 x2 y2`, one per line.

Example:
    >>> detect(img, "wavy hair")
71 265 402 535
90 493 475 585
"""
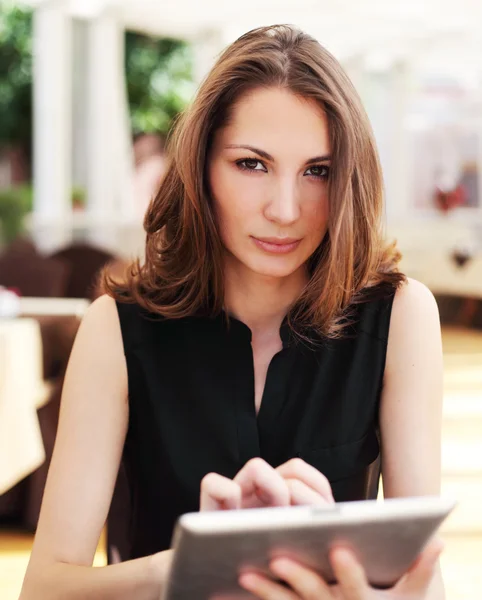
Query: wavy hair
104 24 405 338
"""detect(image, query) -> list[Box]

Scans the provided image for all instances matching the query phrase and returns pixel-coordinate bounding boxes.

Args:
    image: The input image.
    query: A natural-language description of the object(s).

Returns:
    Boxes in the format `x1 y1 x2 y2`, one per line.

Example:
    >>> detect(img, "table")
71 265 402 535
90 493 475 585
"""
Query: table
0 298 90 526
0 298 90 497
0 319 47 496
19 297 90 318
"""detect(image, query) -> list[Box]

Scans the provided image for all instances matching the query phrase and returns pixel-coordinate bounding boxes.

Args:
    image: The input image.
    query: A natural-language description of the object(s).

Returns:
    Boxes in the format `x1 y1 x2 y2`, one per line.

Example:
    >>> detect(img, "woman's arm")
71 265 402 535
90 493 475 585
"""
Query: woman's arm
19 295 169 600
380 278 445 599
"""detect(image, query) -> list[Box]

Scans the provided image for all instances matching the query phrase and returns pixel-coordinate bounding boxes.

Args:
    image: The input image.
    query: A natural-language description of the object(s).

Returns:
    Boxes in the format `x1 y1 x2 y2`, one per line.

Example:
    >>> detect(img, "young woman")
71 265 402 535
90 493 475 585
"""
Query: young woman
20 25 445 600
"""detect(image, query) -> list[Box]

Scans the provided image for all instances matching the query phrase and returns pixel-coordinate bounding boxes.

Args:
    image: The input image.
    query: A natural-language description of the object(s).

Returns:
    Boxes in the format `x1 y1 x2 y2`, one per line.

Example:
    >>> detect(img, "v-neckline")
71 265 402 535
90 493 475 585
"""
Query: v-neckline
221 311 291 418
211 310 295 463
254 346 286 423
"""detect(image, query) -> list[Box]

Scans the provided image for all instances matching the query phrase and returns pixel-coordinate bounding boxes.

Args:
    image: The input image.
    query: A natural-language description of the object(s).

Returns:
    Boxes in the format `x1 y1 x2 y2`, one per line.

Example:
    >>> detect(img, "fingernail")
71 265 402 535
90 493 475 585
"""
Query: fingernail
270 558 290 574
239 574 257 589
332 547 354 565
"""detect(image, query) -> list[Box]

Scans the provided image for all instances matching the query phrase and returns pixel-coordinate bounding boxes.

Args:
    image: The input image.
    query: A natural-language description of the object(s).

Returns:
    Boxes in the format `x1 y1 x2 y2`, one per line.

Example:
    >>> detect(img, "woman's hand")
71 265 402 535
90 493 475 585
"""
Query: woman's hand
200 457 334 511
238 537 444 600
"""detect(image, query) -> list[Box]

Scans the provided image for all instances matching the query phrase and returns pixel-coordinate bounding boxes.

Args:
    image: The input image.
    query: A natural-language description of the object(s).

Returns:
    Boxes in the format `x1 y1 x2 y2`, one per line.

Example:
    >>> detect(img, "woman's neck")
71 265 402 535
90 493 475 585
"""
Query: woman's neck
223 260 307 337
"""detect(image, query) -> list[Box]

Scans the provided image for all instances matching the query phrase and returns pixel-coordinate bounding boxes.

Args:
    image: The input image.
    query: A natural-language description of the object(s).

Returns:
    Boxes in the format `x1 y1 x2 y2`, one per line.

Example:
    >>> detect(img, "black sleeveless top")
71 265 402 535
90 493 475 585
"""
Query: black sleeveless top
107 293 395 562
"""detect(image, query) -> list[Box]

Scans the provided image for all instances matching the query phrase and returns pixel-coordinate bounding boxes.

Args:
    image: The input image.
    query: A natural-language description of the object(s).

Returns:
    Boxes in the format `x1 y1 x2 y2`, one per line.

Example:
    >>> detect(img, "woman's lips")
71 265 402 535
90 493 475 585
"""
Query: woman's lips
251 236 302 254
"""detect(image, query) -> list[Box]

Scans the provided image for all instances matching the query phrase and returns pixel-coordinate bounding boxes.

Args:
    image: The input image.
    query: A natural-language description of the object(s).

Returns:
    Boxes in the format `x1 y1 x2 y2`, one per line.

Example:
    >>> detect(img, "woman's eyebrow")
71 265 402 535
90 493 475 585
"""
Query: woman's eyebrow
224 144 331 165
305 155 332 165
225 144 273 161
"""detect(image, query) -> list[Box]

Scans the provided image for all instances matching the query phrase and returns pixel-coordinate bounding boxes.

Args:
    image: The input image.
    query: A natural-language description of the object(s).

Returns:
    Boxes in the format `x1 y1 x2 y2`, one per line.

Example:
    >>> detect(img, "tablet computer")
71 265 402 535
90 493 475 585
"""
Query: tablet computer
162 496 455 599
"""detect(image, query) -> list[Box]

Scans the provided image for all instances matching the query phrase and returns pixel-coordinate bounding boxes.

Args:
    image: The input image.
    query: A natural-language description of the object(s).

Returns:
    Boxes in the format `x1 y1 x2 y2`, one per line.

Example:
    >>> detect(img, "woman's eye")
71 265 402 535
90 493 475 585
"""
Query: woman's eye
305 165 329 179
237 158 266 172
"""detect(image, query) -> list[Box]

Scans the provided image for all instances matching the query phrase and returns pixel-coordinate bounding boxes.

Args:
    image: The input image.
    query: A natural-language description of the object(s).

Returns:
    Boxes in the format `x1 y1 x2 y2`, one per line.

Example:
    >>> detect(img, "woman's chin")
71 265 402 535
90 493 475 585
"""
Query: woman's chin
225 248 308 280
243 257 304 280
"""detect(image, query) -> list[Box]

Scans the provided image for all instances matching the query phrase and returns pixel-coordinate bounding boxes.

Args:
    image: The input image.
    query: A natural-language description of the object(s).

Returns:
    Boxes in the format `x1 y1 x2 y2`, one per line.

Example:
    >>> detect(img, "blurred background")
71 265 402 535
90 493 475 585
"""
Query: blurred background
0 0 481 598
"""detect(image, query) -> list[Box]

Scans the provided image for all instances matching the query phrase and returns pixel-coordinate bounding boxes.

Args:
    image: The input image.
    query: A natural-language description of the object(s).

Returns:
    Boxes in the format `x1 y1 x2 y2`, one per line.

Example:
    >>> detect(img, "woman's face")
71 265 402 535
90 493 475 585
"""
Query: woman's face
208 86 330 281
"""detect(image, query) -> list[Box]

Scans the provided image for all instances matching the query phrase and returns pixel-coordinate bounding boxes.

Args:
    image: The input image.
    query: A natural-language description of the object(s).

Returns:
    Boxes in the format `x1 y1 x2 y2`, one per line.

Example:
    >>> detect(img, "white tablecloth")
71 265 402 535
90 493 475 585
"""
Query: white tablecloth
19 297 90 317
0 319 47 495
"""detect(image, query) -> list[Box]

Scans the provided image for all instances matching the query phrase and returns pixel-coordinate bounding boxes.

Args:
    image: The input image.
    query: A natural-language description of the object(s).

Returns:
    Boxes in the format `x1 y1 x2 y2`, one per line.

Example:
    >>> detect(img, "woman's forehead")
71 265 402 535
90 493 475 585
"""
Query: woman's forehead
215 87 331 159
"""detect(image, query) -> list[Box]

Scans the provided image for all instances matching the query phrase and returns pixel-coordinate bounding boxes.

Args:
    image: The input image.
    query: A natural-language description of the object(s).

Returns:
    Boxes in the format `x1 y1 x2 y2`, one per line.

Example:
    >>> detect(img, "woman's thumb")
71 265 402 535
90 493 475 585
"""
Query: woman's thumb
395 538 444 595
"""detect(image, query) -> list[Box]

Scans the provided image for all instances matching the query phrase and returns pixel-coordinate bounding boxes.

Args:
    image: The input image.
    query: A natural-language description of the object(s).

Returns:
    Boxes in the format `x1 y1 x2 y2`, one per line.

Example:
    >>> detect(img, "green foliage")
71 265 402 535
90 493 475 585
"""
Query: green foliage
0 185 32 243
125 32 194 136
0 3 33 148
0 5 193 244
0 5 194 147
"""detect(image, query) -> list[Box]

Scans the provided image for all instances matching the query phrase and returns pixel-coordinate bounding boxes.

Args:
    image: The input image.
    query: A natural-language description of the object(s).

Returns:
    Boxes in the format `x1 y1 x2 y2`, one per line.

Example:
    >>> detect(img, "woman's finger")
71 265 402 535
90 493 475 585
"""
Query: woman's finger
200 472 242 511
234 458 291 508
394 537 444 595
238 572 298 600
285 478 331 506
270 558 333 599
277 458 335 504
329 547 369 600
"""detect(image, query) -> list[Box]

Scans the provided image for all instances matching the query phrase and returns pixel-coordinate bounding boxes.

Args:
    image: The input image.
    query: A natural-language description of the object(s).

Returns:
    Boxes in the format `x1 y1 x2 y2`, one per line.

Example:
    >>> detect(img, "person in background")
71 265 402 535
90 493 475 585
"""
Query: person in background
133 132 167 217
20 25 444 600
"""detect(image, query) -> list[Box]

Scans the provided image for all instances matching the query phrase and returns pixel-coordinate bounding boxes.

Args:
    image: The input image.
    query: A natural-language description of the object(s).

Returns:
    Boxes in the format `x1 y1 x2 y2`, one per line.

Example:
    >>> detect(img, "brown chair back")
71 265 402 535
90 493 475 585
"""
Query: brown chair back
0 238 69 297
50 243 116 300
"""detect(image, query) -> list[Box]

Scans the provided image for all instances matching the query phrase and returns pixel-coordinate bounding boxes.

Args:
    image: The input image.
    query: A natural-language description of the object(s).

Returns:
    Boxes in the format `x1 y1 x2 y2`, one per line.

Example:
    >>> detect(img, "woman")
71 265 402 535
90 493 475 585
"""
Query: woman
20 25 445 600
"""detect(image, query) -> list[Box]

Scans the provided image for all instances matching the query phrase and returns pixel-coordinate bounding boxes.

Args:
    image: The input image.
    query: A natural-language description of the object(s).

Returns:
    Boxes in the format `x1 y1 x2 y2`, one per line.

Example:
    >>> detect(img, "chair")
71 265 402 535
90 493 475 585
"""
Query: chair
50 242 116 300
0 238 69 298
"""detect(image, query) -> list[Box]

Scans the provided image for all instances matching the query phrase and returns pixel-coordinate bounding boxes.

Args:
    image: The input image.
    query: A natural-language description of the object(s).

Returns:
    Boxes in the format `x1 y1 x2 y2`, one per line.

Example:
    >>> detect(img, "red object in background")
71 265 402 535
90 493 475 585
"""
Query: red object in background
434 184 466 213
7 286 21 297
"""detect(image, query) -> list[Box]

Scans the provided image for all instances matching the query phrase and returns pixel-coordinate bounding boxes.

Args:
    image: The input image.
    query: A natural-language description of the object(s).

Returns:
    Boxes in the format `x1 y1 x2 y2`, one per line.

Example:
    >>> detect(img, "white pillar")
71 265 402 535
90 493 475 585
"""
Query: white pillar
85 8 136 253
115 37 136 224
385 60 413 222
343 55 366 104
192 29 226 88
72 19 89 192
32 0 73 252
364 59 413 223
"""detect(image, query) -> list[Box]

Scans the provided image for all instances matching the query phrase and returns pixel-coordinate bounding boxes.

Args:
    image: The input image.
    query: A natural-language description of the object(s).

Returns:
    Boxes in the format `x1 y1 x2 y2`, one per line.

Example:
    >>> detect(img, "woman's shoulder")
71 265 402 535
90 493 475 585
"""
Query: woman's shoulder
384 278 442 391
80 295 146 353
68 295 127 375
390 277 440 332
356 277 439 343
84 294 143 329
392 277 438 313
356 276 434 313
82 294 119 328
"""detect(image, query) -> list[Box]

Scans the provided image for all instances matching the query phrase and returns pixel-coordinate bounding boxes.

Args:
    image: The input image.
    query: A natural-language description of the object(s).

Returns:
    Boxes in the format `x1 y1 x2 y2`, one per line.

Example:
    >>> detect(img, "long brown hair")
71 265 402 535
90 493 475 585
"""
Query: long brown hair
104 24 405 338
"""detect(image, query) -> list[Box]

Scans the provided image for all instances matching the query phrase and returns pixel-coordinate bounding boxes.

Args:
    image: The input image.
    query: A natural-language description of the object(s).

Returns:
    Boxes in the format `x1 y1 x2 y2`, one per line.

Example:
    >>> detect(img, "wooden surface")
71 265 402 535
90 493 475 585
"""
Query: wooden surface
1 326 481 599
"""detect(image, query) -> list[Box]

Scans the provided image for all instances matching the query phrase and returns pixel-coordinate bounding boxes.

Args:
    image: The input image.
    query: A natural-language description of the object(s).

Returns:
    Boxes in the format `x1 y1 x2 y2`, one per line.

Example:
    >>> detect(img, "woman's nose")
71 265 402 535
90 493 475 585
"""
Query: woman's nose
263 177 301 225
